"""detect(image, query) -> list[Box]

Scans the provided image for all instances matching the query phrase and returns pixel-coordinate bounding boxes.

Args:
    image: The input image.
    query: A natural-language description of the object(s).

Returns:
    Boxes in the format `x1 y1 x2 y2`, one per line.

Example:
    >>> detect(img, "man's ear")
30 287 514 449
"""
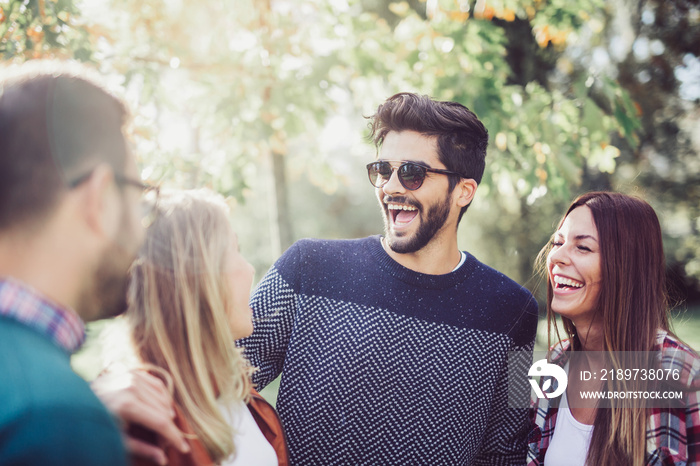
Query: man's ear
455 178 478 208
79 164 120 239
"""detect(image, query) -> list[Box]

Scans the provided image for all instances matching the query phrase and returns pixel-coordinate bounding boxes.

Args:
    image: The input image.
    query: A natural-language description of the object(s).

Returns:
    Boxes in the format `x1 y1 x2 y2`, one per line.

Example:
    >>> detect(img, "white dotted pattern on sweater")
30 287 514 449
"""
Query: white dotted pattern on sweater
241 267 531 466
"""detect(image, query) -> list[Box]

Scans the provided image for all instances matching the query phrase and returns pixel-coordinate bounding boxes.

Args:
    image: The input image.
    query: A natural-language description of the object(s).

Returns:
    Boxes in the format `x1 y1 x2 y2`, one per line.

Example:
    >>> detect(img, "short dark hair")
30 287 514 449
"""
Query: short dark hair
0 61 129 231
367 92 489 221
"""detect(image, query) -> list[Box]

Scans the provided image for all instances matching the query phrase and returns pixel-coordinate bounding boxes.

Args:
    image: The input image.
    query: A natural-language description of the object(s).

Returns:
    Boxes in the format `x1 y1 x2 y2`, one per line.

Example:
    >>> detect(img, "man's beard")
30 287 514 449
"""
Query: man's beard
78 206 139 321
91 242 134 319
383 192 452 254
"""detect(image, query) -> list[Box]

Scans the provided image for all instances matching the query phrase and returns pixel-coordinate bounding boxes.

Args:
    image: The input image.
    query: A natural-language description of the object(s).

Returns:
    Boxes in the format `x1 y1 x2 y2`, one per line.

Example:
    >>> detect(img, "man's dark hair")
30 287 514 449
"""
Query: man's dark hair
0 61 129 231
367 92 489 222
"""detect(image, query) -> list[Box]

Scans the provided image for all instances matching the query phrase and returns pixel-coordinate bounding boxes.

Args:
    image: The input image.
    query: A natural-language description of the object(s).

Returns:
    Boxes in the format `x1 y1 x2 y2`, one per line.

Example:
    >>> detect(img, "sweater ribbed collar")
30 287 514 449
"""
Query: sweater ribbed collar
367 235 474 290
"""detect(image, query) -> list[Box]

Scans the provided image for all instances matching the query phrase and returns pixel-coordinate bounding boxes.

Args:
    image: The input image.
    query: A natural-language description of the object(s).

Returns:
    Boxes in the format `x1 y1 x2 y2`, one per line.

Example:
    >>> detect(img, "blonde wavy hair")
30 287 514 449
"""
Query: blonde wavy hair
126 188 253 463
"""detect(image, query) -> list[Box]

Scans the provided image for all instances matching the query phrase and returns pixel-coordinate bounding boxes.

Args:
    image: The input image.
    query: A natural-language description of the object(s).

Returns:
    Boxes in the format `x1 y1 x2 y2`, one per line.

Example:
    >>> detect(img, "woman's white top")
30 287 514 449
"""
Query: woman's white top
544 364 594 466
219 400 278 466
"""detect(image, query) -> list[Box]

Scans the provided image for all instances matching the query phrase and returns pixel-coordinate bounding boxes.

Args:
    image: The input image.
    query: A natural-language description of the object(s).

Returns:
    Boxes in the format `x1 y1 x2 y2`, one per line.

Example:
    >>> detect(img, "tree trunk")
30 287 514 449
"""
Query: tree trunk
517 197 536 291
268 149 294 257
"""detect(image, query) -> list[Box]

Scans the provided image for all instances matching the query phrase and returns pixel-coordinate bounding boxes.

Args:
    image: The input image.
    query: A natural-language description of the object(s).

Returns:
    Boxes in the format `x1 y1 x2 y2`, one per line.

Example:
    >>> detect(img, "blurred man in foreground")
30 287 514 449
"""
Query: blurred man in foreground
0 61 186 465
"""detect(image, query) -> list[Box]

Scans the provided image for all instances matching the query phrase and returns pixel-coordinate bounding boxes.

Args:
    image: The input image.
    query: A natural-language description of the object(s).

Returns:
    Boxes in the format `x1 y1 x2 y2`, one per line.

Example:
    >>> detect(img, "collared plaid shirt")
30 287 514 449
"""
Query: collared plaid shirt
0 277 86 353
528 331 700 465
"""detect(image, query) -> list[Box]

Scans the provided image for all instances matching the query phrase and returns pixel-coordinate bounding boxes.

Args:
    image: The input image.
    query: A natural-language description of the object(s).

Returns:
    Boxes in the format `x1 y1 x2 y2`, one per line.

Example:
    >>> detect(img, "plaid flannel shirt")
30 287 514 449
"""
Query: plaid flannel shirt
0 277 85 353
528 331 700 465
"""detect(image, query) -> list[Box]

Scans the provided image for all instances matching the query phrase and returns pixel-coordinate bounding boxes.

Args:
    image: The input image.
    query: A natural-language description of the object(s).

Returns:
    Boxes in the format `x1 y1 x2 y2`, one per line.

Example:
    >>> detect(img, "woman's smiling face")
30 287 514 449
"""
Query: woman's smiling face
547 205 602 328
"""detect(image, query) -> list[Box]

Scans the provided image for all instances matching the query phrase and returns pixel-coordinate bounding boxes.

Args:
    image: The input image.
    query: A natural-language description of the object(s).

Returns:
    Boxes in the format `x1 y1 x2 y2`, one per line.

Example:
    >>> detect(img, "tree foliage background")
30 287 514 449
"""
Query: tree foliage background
2 0 699 309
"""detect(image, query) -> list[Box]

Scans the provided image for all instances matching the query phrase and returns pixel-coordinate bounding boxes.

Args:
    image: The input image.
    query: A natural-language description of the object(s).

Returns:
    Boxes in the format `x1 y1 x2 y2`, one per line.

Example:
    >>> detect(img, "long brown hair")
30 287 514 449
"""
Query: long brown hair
538 191 671 464
126 189 252 463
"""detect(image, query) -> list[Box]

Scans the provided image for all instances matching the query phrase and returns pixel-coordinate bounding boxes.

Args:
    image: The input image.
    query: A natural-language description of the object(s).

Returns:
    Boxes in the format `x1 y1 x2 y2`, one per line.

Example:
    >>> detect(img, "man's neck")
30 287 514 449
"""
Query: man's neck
381 235 463 275
0 230 83 314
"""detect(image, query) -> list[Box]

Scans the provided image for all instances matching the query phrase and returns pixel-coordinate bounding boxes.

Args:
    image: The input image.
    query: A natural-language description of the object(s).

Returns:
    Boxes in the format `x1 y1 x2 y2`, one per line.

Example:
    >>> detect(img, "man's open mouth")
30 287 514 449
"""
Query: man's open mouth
386 203 419 225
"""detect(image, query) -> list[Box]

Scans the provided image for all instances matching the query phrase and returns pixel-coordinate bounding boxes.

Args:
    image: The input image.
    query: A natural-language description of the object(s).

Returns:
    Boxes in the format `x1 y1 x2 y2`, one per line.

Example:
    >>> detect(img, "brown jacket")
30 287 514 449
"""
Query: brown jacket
132 388 289 466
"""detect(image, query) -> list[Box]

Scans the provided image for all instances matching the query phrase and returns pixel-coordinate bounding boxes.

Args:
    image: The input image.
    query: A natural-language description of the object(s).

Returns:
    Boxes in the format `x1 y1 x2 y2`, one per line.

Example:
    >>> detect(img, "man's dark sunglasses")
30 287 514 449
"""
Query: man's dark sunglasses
366 161 462 191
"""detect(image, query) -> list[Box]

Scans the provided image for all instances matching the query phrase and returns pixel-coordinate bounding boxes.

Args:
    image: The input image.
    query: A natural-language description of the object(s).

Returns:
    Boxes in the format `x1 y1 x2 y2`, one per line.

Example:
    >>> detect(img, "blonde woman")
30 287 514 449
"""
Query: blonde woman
122 189 288 466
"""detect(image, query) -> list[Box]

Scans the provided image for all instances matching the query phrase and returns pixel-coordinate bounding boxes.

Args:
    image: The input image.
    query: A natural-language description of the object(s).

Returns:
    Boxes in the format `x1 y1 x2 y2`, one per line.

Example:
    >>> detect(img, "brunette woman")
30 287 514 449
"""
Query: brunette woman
528 192 699 465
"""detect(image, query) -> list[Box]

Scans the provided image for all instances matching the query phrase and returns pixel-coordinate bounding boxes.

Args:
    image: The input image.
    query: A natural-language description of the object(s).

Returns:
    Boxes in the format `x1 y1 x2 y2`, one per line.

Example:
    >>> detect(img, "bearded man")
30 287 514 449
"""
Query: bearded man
239 92 539 465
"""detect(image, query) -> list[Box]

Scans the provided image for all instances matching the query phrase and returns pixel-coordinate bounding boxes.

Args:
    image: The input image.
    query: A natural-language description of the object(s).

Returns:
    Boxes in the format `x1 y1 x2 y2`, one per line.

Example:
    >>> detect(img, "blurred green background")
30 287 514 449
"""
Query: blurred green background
3 0 699 403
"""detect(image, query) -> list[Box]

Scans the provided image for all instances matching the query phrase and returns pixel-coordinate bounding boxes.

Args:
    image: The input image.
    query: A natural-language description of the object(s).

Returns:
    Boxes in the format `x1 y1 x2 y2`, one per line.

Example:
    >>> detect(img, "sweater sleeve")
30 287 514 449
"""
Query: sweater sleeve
238 243 303 390
474 298 538 466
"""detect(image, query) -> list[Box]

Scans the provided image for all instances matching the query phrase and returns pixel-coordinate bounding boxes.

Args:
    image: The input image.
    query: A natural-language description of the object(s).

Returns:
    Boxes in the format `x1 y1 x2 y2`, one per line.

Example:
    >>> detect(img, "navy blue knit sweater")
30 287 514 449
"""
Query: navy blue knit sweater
239 235 538 465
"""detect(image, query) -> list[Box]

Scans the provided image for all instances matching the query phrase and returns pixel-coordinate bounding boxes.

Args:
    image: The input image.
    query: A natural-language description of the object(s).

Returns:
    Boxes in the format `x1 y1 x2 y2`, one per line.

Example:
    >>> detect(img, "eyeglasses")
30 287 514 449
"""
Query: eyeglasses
114 174 160 228
366 161 462 191
69 171 160 228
